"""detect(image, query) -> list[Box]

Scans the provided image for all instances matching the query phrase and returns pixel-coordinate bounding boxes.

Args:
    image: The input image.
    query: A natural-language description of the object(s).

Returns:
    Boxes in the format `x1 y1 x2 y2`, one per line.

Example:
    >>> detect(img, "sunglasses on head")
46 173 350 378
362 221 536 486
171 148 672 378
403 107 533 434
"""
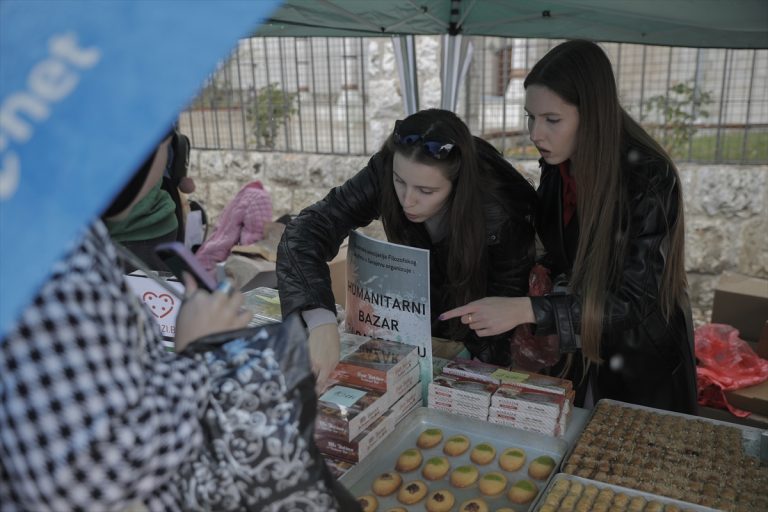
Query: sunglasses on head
393 120 456 160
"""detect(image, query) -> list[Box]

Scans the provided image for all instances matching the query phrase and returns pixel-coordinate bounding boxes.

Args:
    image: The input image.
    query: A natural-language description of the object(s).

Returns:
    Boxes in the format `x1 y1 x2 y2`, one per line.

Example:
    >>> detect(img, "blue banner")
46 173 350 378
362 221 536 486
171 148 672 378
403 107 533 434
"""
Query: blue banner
0 0 282 338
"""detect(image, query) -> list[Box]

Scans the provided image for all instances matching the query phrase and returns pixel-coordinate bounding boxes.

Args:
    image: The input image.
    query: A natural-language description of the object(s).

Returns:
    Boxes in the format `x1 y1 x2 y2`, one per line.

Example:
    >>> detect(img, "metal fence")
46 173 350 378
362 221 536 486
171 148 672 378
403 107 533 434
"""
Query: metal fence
180 36 768 164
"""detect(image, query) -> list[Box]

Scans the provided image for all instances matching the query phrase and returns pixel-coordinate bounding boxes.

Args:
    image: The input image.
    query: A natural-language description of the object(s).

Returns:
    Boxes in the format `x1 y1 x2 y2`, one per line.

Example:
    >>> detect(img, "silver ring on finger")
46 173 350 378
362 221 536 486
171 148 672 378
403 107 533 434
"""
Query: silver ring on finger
216 279 234 296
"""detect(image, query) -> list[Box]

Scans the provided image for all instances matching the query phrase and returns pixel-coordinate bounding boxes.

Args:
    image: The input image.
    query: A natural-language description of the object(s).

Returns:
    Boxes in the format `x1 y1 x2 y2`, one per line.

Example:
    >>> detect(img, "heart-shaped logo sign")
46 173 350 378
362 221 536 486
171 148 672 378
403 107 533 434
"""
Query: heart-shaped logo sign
142 291 176 319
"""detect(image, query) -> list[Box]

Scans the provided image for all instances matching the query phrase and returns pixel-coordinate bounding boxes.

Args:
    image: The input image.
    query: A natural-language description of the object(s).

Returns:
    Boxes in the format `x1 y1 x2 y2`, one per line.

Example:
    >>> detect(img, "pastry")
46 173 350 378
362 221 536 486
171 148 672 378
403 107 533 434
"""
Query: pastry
372 471 402 496
395 448 423 472
528 455 556 479
383 509 407 512
458 498 489 512
449 464 479 488
357 494 378 512
443 434 471 456
469 442 496 465
422 456 451 480
425 489 455 512
508 479 538 504
477 471 507 496
416 427 443 449
498 447 526 471
396 479 428 505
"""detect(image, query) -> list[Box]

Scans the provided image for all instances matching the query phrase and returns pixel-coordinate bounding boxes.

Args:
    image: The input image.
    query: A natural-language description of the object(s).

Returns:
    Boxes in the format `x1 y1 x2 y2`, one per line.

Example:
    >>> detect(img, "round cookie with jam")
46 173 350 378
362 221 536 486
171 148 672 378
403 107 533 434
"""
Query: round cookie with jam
357 494 378 512
478 471 507 496
383 508 407 512
395 448 423 472
416 427 443 449
372 471 402 496
443 434 471 456
528 455 556 480
469 442 496 465
508 478 539 504
422 455 451 480
498 447 526 472
458 497 489 512
396 479 428 505
425 489 455 512
449 464 480 488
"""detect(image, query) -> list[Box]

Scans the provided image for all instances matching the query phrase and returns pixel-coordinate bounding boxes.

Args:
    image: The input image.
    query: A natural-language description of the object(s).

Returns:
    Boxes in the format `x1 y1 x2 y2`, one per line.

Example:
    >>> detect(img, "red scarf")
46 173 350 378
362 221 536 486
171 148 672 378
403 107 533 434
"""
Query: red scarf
559 161 577 226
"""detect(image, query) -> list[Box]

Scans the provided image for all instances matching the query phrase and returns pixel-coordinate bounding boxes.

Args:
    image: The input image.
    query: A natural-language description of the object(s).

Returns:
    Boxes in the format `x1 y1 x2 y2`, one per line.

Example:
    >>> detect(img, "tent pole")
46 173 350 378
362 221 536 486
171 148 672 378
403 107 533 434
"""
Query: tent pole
393 35 419 116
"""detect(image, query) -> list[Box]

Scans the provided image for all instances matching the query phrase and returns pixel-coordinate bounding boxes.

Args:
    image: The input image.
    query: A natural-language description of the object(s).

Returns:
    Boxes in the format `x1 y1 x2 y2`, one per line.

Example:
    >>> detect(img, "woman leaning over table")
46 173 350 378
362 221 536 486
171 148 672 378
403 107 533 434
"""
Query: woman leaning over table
441 40 698 414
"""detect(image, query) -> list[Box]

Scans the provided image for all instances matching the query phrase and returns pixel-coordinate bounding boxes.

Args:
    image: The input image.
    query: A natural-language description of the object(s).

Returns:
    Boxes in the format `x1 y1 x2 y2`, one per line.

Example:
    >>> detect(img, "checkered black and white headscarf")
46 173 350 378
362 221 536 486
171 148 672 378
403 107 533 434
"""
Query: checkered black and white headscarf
0 222 210 512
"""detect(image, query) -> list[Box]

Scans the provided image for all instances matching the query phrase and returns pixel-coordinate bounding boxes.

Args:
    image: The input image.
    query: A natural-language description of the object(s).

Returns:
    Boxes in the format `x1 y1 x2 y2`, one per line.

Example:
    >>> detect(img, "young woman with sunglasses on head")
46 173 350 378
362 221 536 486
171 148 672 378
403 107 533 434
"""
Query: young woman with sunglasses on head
277 108 537 389
441 40 697 414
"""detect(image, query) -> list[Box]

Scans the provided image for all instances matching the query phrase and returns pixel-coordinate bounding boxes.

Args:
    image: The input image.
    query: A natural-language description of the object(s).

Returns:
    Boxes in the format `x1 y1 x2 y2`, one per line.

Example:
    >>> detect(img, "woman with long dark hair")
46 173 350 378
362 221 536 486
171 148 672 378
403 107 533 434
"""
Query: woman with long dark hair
277 109 537 387
441 41 697 414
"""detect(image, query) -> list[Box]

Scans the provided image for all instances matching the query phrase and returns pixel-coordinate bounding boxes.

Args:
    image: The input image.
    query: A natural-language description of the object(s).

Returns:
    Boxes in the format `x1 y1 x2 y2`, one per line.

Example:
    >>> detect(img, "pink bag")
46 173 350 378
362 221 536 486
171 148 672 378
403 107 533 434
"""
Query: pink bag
695 323 768 416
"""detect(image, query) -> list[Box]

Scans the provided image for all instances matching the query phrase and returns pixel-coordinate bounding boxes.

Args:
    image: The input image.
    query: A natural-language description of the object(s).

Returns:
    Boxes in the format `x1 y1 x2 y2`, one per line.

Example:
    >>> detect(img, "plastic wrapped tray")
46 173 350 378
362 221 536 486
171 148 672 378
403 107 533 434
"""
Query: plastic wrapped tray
532 473 720 511
340 406 568 511
559 399 768 511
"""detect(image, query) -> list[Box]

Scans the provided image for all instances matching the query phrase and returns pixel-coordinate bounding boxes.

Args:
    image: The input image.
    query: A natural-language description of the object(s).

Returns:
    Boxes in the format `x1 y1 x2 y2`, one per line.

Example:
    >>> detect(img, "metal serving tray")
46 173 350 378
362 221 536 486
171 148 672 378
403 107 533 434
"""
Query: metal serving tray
340 406 568 511
531 473 721 512
556 399 767 511
571 398 766 459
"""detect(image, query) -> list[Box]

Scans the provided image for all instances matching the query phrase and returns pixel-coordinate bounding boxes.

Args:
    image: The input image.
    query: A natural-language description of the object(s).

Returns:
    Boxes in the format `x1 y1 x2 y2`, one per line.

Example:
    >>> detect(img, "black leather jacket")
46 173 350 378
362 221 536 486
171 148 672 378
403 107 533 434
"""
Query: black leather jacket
530 148 698 414
277 144 536 365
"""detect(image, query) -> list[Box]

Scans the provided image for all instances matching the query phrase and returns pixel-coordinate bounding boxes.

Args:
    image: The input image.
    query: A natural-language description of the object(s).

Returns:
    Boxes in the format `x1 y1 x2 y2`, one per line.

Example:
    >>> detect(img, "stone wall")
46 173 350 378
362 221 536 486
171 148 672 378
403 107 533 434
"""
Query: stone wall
188 148 767 327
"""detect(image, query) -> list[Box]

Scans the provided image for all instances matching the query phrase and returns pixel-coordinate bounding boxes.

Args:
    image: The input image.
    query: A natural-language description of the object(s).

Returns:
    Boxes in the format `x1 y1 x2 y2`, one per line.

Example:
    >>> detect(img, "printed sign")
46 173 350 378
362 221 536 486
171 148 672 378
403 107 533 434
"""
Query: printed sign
345 230 432 402
125 272 184 351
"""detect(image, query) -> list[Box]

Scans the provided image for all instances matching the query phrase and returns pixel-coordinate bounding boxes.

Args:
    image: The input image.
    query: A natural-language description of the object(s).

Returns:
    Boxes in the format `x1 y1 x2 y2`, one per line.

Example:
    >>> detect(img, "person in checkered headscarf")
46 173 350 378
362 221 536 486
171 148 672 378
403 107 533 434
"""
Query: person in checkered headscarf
0 132 251 511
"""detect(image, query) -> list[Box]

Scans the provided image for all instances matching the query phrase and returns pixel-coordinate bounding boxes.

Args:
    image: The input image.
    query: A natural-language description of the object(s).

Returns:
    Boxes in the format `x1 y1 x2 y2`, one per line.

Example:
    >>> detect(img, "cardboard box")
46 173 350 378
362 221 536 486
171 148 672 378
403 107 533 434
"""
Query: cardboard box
711 273 768 342
316 382 421 463
330 337 419 392
725 379 768 417
329 241 348 306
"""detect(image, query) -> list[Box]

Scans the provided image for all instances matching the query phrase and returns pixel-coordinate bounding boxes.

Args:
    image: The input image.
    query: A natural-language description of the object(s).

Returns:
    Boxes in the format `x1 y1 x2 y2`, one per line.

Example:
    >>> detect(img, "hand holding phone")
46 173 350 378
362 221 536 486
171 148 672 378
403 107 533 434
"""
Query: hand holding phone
154 241 218 292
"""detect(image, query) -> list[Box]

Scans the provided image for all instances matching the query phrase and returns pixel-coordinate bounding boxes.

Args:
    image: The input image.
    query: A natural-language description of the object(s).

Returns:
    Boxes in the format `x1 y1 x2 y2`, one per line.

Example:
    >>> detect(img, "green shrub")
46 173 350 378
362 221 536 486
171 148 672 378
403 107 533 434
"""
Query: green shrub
246 83 297 148
641 82 713 159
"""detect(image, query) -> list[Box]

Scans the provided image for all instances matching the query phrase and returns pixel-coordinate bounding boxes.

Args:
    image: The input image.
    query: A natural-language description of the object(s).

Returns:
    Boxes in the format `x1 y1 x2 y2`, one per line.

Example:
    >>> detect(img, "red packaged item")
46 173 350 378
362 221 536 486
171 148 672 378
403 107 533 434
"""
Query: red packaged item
510 264 561 372
330 337 419 393
695 323 768 416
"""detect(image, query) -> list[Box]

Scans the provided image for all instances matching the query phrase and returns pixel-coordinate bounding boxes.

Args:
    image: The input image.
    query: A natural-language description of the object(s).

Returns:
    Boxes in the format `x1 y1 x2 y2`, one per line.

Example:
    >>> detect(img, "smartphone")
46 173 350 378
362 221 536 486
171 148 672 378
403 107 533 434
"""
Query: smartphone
154 241 218 292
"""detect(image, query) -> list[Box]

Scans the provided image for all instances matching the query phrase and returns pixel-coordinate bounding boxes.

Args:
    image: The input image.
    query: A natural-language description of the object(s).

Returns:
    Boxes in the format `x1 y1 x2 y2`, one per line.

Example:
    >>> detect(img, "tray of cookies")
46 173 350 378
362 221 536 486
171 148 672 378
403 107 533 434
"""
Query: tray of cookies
559 399 768 511
340 406 568 511
532 473 721 512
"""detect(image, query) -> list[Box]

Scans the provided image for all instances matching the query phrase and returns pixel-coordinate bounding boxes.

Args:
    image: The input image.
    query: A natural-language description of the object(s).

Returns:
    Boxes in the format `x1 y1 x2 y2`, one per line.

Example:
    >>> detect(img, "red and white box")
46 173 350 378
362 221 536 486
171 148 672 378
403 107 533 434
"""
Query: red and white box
427 374 497 407
317 364 420 441
317 382 422 463
331 337 419 393
442 358 507 384
491 385 565 419
493 368 573 396
488 406 561 436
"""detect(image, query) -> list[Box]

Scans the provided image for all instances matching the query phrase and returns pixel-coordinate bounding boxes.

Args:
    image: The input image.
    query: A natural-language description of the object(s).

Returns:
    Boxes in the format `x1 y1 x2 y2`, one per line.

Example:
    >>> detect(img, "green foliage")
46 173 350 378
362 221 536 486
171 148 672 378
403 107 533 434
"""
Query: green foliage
245 83 297 148
641 82 714 158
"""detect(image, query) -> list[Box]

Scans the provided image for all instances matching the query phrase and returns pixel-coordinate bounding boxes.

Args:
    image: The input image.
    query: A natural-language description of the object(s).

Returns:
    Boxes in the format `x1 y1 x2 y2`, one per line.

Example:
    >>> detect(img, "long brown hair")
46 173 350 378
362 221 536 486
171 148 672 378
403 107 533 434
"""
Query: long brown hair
524 40 687 363
379 109 486 315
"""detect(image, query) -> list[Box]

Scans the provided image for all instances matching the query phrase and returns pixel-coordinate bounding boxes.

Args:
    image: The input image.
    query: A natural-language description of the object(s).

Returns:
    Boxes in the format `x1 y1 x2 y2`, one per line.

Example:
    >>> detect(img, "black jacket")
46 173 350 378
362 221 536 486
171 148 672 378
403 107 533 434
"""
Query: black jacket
530 149 698 414
277 143 536 365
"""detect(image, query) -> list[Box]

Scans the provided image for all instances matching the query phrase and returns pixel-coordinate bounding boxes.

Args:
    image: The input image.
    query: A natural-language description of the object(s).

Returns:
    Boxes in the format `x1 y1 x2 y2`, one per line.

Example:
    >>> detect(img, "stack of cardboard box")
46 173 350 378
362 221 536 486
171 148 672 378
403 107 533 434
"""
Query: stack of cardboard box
427 358 574 437
487 371 573 437
314 336 421 463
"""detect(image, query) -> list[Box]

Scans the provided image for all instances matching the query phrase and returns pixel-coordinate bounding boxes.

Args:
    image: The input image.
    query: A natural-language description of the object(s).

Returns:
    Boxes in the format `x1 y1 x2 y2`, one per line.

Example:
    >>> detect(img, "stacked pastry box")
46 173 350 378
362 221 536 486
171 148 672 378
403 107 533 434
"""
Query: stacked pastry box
428 358 574 437
315 334 422 468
